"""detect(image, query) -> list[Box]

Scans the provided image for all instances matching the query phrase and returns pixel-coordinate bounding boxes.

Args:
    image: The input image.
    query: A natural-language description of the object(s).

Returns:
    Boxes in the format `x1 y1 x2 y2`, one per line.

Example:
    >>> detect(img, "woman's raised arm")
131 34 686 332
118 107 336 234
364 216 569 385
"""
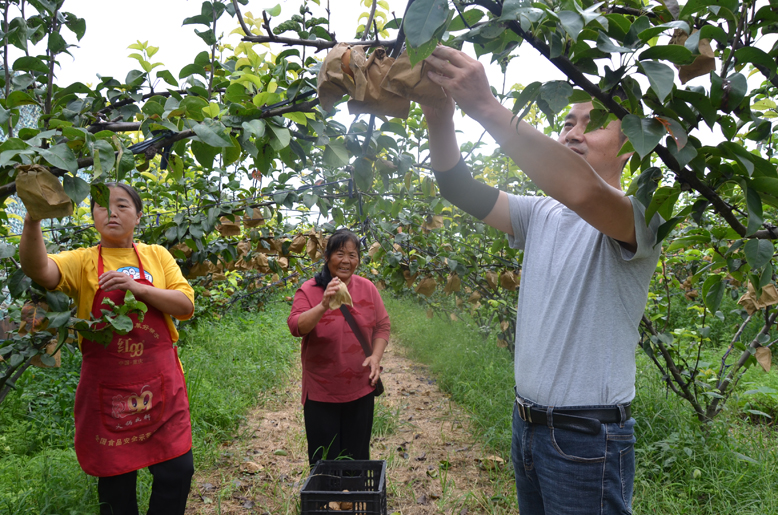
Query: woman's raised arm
19 214 62 290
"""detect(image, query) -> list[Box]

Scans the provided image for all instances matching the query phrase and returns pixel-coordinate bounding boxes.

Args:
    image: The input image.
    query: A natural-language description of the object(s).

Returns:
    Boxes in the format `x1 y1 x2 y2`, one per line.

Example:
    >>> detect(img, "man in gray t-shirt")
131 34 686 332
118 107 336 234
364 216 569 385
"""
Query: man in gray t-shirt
421 46 661 514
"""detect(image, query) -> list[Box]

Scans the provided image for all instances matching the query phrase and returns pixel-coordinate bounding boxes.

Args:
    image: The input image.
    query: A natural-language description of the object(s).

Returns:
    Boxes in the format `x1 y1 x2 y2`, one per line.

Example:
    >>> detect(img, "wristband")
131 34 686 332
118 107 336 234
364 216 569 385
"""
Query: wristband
432 156 500 220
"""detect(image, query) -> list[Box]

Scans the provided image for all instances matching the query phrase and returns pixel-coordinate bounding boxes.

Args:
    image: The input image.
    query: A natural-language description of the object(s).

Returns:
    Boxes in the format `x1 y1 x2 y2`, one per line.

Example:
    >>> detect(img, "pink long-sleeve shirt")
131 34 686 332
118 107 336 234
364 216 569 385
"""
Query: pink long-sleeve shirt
288 275 391 404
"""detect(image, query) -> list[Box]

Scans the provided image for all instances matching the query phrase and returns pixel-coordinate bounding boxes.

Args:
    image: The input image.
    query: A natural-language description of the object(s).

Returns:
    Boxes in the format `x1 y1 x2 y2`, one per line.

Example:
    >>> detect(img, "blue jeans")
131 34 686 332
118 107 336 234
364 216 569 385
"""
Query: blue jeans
511 403 635 515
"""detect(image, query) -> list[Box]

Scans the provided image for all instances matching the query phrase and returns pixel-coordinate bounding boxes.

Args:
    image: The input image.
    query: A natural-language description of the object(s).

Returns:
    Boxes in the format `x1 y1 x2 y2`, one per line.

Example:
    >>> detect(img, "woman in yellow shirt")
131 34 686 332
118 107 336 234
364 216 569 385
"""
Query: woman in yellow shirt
20 183 196 515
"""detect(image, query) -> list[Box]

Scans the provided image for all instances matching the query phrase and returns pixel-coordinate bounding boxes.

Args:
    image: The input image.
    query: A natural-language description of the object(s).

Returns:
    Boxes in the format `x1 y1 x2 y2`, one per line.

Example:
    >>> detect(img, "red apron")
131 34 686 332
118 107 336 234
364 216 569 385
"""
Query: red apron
73 244 192 477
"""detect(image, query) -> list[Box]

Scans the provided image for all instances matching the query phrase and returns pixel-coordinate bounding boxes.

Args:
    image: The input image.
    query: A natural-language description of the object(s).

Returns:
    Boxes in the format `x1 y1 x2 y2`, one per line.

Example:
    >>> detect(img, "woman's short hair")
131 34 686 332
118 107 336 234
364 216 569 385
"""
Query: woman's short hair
89 183 143 214
314 229 361 288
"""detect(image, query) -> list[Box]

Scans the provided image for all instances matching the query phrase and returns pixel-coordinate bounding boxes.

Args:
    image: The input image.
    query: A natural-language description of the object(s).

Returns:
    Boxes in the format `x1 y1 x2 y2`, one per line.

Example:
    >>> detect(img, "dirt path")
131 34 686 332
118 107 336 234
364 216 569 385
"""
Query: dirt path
185 344 515 514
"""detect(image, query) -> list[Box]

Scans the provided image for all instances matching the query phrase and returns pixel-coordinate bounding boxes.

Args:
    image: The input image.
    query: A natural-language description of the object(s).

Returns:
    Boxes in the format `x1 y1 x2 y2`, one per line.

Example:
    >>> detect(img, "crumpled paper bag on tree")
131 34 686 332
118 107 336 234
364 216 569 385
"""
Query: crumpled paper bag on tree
217 216 241 237
15 164 73 220
669 29 716 84
737 283 778 315
347 46 410 119
317 42 357 112
381 50 448 109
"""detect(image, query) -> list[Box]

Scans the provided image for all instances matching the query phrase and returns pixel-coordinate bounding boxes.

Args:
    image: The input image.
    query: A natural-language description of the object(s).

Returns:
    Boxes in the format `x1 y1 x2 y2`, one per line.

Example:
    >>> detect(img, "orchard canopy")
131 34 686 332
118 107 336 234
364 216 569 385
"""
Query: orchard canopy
1 0 778 421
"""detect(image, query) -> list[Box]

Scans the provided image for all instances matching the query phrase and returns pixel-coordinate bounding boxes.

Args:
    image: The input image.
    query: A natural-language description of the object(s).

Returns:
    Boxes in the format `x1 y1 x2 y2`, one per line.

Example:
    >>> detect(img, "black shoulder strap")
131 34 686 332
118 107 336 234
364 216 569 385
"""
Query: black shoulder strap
340 305 372 357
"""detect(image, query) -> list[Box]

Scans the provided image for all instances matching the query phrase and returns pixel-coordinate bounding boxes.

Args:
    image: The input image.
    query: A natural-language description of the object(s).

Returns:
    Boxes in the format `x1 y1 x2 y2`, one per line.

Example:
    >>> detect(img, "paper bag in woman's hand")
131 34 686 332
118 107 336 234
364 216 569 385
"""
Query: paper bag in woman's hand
317 42 357 112
380 50 448 109
15 164 73 220
347 47 410 119
329 281 353 310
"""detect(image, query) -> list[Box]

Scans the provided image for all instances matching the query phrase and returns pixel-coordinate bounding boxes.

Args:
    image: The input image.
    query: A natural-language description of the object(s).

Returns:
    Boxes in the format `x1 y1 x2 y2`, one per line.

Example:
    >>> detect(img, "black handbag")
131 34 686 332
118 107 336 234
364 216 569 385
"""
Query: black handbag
339 305 385 396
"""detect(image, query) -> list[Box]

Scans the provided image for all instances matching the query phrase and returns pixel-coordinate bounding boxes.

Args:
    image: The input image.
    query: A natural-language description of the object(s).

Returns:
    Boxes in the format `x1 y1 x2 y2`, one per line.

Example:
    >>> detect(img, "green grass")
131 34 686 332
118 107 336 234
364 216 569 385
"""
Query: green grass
0 299 298 515
383 295 514 454
384 294 778 515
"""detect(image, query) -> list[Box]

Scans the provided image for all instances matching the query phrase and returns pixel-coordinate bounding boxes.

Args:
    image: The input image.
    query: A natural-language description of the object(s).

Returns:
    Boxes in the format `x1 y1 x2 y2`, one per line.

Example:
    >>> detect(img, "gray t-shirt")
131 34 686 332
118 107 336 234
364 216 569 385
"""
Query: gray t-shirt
507 194 661 407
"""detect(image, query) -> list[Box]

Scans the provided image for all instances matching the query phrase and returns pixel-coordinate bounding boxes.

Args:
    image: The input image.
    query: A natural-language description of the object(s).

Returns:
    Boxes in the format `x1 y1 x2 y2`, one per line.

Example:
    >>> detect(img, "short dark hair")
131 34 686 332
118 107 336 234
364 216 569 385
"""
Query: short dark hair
314 229 361 288
90 183 143 214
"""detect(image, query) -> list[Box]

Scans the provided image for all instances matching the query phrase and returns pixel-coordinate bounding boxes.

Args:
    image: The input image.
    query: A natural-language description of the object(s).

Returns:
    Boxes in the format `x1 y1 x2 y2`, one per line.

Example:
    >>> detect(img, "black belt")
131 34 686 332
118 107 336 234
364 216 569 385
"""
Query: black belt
515 395 631 435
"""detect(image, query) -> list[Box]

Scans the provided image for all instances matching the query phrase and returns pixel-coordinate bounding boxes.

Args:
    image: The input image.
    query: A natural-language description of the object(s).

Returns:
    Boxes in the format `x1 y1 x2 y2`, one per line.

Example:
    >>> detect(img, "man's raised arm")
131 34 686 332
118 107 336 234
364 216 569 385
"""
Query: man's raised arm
422 95 514 235
422 46 637 250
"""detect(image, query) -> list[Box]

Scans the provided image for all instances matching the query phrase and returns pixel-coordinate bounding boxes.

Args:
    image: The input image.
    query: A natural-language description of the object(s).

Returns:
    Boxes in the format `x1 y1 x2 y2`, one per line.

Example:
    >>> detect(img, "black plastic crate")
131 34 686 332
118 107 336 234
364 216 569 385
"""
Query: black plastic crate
300 460 387 514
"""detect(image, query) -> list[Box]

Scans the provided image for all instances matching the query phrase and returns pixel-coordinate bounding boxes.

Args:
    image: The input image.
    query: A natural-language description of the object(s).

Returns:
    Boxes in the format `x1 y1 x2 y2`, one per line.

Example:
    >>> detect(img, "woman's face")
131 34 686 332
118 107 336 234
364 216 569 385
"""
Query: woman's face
326 240 359 284
92 187 141 247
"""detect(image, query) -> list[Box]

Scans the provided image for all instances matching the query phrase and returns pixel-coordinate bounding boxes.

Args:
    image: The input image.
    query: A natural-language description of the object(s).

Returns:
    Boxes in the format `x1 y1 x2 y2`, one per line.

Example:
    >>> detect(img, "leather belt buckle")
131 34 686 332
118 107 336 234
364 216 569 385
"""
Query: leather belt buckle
515 395 533 423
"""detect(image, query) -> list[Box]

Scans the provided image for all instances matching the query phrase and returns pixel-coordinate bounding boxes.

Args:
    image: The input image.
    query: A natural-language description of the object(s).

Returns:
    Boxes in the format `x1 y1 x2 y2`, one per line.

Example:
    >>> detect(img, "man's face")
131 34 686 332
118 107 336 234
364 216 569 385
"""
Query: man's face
557 102 629 183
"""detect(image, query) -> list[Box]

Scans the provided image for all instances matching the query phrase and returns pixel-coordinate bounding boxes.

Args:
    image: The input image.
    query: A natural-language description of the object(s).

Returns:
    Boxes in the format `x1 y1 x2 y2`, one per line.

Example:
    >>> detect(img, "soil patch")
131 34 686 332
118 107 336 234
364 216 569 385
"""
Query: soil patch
185 343 515 514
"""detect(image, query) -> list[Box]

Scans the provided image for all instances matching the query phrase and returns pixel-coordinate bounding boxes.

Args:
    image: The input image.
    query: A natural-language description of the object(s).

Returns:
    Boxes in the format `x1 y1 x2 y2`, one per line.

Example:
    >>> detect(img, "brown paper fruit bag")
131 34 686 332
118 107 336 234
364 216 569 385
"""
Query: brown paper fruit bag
15 165 73 220
348 47 410 119
317 42 357 112
381 50 448 109
669 29 716 84
217 216 241 237
31 339 61 369
243 207 265 228
329 281 353 310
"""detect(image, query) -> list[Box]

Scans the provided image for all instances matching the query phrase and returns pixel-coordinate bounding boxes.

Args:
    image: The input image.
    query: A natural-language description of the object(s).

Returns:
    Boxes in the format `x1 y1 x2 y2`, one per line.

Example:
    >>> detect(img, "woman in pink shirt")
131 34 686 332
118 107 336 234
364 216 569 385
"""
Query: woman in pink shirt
288 229 390 464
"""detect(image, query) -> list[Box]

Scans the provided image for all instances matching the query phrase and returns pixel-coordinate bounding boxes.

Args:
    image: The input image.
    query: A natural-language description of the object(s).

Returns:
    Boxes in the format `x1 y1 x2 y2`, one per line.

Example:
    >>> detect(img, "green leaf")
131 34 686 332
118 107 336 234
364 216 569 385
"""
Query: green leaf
195 29 217 46
242 119 266 138
47 32 67 54
268 124 291 150
193 122 234 147
539 81 573 114
646 184 680 223
93 140 116 175
404 0 449 49
558 11 584 42
191 140 220 168
353 156 374 191
9 268 30 298
745 187 763 237
323 141 349 167
639 61 674 103
266 4 281 16
450 8 484 30
0 243 16 259
109 314 134 334
8 17 29 52
596 31 631 53
62 175 90 204
702 274 725 312
156 70 178 87
621 115 666 159
734 47 776 77
407 37 438 68
90 183 111 210
684 25 727 53
750 177 778 198
631 166 663 209
47 311 71 329
744 239 774 270
638 45 693 65
38 144 78 173
12 56 49 74
65 15 87 40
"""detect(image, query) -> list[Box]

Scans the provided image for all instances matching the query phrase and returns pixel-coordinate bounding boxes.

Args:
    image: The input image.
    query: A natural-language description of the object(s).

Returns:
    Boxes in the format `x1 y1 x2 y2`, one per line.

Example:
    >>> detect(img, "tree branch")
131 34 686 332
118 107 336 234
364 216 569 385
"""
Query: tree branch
642 315 707 418
240 34 395 51
232 0 252 38
361 0 378 42
470 0 752 238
